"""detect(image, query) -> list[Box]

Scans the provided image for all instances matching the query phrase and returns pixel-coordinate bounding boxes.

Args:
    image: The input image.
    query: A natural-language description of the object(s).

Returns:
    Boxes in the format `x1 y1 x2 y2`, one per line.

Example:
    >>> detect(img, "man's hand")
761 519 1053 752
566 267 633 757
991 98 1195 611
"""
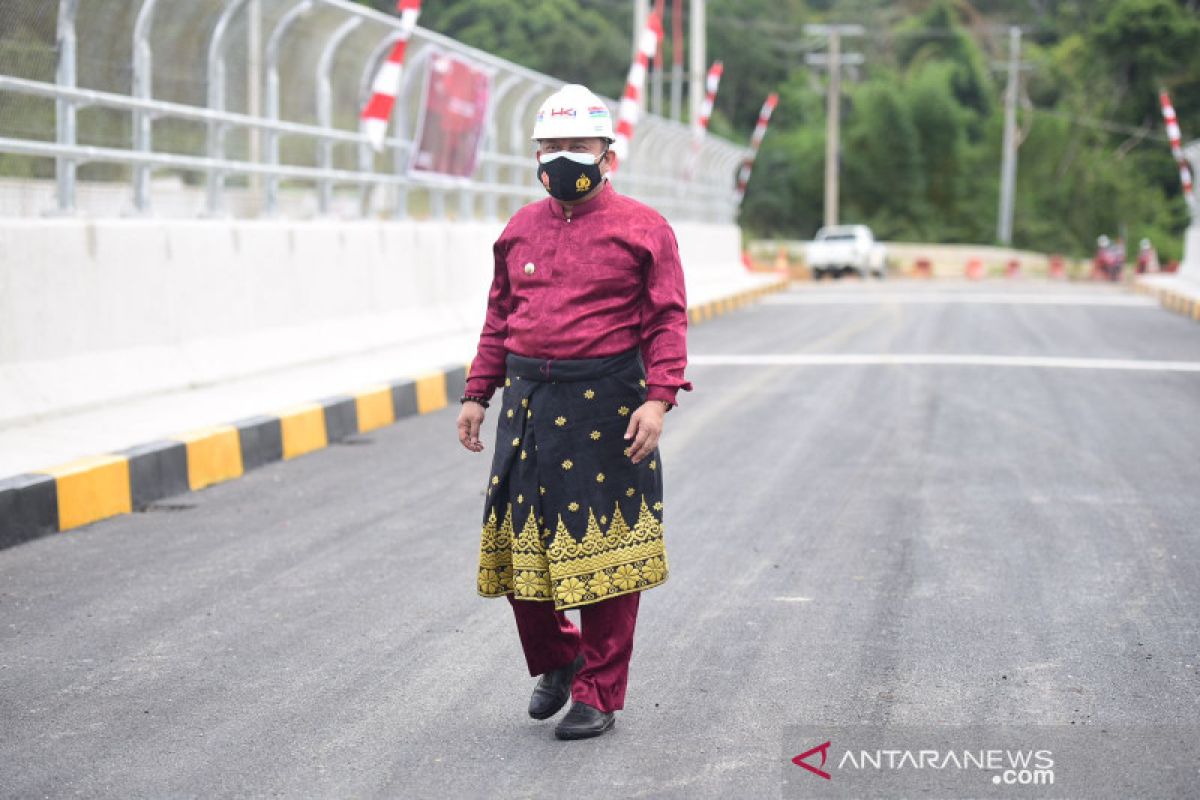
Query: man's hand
458 402 487 452
624 401 668 464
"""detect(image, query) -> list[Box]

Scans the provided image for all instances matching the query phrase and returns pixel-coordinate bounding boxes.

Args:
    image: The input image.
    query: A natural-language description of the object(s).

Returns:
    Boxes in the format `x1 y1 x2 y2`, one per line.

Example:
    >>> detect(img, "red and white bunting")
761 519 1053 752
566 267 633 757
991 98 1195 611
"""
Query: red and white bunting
612 10 664 167
360 0 421 152
1160 90 1195 208
736 92 778 203
684 61 723 181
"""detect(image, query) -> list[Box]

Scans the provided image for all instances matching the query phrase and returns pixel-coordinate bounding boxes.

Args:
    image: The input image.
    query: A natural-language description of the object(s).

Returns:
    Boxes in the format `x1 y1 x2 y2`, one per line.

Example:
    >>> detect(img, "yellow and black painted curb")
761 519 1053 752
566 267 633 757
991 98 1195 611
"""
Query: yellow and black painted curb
1133 280 1200 322
0 366 468 550
687 278 790 325
0 279 792 551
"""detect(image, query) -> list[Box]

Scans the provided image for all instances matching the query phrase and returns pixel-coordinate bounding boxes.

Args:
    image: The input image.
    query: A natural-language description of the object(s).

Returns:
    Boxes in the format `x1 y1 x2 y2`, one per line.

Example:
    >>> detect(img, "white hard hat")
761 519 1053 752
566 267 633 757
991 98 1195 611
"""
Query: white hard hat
531 84 614 142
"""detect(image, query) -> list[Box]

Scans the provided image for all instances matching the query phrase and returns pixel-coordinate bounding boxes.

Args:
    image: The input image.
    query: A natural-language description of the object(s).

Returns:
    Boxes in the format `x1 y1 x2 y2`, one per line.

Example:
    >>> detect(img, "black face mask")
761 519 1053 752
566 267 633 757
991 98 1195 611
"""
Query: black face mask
537 151 606 202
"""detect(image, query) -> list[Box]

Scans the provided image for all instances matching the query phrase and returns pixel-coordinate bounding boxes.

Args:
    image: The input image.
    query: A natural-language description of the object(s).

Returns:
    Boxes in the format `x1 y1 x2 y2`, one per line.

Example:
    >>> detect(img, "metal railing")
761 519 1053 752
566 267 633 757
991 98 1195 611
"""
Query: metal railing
0 0 749 222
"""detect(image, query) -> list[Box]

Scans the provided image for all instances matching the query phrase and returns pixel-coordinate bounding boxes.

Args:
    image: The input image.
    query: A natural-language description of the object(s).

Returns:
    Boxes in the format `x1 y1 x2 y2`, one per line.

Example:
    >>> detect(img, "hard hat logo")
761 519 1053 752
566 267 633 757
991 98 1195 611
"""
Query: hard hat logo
575 174 592 193
532 84 614 142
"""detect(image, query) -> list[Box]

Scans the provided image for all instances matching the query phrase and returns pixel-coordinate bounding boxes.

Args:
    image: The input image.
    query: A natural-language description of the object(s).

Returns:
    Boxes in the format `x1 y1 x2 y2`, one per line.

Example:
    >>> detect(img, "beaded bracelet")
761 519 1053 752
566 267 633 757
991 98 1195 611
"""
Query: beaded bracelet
460 395 490 408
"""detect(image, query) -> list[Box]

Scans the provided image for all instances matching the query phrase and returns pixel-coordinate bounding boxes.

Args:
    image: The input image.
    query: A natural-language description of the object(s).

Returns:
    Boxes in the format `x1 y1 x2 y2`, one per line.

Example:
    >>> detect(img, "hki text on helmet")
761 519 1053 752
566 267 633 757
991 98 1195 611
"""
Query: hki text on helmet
531 84 614 141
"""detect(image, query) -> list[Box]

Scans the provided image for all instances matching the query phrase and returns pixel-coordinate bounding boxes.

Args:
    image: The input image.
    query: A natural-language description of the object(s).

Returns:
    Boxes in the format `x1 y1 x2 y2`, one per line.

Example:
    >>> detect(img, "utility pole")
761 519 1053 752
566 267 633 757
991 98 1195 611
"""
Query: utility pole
805 24 863 228
996 26 1021 246
689 0 705 126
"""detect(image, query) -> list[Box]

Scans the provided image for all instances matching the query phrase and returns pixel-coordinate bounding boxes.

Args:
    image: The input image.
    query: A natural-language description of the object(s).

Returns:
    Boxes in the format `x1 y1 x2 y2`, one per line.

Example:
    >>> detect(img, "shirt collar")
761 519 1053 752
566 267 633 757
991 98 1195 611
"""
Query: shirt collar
547 179 615 221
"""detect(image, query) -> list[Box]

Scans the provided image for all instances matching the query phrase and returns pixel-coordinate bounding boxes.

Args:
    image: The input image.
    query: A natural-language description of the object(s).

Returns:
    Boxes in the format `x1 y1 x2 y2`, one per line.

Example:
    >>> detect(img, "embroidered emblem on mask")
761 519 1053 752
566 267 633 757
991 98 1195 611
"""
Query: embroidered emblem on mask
576 173 592 192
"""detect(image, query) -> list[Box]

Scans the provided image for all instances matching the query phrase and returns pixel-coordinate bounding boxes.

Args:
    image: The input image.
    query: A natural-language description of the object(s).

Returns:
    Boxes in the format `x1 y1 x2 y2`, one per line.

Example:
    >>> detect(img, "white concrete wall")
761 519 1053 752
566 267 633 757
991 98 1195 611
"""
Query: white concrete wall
1180 225 1200 284
0 217 751 426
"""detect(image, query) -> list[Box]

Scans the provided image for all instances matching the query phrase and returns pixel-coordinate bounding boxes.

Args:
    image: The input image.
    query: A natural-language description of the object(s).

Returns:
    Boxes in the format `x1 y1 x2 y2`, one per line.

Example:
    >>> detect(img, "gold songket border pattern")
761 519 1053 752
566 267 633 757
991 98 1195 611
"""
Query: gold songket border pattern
478 495 668 610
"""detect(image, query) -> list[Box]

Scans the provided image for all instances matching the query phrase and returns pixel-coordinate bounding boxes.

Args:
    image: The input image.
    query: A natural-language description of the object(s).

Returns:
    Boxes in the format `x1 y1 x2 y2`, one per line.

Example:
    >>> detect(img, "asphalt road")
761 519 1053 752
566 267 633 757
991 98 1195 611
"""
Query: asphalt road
3 280 1199 799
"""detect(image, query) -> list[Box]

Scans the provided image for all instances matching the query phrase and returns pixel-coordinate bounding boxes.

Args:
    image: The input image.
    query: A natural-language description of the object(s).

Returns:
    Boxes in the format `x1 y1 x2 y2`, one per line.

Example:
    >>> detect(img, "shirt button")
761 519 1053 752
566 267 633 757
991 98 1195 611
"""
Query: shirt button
524 262 535 275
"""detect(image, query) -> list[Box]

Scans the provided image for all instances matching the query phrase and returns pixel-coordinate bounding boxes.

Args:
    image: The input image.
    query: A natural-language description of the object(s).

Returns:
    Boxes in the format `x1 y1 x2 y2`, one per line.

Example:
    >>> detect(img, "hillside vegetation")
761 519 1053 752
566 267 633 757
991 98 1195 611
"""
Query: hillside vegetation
371 0 1200 258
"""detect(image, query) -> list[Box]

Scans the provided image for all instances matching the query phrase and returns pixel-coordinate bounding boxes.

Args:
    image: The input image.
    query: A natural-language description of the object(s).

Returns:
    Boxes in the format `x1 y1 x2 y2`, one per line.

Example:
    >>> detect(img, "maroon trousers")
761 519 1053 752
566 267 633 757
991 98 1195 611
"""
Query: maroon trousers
506 591 640 713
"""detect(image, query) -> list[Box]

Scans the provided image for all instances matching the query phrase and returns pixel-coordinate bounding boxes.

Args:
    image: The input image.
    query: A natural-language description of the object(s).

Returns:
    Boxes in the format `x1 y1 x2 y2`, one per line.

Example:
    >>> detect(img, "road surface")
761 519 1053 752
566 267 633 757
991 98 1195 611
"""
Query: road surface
3 281 1199 798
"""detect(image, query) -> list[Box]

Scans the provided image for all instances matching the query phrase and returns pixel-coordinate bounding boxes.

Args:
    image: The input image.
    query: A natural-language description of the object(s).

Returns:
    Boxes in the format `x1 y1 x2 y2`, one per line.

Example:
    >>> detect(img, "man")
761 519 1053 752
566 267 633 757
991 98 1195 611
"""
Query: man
456 83 691 741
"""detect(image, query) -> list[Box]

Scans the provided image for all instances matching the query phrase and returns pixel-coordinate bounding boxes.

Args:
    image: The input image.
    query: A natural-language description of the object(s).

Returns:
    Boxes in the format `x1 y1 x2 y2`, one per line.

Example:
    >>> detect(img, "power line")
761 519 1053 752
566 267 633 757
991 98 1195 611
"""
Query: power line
1033 108 1170 143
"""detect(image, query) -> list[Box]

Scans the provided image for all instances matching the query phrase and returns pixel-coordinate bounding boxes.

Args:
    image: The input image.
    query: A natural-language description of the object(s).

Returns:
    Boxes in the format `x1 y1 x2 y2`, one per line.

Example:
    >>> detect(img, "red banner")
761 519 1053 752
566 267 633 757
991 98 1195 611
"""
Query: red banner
409 53 492 179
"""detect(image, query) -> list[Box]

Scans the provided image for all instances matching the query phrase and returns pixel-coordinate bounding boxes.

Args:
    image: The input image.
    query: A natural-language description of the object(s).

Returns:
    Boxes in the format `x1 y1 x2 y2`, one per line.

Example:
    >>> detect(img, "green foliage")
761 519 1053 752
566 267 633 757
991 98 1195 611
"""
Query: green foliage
842 79 927 238
1090 0 1200 124
355 0 1200 257
895 0 994 125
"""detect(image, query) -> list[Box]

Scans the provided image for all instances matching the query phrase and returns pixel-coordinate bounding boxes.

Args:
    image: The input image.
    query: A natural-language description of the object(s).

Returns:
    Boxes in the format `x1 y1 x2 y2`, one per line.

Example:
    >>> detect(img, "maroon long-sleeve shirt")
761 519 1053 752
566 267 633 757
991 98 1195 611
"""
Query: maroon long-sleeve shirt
465 181 693 405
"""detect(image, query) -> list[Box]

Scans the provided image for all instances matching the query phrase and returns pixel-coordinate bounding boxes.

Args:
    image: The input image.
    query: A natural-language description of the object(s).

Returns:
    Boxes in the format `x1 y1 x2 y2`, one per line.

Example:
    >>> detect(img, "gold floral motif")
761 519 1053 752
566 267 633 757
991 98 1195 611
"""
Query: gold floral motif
479 568 502 593
505 378 511 387
590 430 601 440
588 571 613 596
653 501 664 511
527 409 532 418
568 501 580 512
561 459 573 470
514 571 543 597
479 497 667 610
641 556 666 583
638 379 646 388
507 409 514 418
596 472 606 483
512 437 520 446
623 446 632 457
612 563 641 590
625 487 635 497
556 577 588 605
517 493 524 504
617 406 630 416
649 460 657 470
555 416 567 427
521 450 527 460
491 476 499 485
539 486 546 495
521 398 529 408
583 389 595 399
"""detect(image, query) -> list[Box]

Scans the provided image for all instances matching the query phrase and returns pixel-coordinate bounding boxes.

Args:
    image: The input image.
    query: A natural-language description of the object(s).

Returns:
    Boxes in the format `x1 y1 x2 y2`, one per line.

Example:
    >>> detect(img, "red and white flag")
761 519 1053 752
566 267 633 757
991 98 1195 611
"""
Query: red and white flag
684 60 723 181
612 9 664 167
361 0 421 152
736 92 778 203
1160 90 1195 208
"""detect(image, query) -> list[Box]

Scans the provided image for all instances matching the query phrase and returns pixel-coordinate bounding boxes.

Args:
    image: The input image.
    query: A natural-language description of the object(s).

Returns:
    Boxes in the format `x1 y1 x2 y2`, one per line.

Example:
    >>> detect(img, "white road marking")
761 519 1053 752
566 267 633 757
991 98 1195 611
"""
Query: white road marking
689 354 1200 373
762 292 1155 306
774 596 814 603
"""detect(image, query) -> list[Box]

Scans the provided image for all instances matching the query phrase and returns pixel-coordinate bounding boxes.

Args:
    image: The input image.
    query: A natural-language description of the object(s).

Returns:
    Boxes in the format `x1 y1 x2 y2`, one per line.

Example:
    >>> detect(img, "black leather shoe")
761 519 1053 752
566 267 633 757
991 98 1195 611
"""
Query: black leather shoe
528 654 584 720
554 700 615 740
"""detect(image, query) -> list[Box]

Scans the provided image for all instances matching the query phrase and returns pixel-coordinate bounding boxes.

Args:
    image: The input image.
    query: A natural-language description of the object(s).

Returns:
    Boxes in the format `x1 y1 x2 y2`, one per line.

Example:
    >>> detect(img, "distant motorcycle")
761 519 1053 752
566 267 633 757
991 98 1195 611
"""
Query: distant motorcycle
1092 236 1125 282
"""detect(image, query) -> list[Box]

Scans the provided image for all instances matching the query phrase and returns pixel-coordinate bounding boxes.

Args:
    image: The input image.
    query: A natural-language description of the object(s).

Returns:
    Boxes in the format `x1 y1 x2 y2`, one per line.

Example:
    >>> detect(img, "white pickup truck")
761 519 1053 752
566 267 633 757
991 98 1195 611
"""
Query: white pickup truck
806 225 887 280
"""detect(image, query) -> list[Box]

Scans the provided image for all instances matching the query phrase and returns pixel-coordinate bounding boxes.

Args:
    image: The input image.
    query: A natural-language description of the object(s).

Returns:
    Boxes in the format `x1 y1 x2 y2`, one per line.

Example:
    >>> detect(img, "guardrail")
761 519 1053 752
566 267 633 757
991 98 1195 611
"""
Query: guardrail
0 0 749 222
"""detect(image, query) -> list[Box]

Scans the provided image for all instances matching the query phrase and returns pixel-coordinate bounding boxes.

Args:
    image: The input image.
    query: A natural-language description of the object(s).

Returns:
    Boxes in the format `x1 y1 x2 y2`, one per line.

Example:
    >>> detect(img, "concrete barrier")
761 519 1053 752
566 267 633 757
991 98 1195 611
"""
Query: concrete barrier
0 217 774 428
0 218 499 426
750 239 1059 279
1181 224 1200 283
